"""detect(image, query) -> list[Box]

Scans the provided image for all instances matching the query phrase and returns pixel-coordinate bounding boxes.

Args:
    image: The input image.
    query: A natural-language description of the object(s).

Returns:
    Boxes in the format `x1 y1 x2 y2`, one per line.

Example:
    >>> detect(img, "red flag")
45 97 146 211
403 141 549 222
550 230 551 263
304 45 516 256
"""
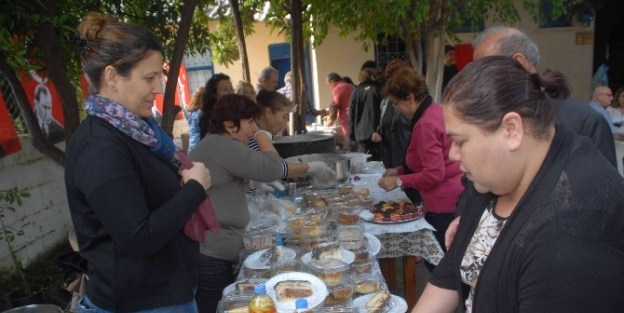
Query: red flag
0 93 22 157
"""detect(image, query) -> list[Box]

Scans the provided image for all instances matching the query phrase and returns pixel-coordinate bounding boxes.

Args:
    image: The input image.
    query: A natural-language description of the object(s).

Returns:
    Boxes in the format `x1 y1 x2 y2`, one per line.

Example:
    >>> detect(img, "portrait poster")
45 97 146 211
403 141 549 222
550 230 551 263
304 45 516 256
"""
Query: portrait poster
0 93 22 158
20 71 65 144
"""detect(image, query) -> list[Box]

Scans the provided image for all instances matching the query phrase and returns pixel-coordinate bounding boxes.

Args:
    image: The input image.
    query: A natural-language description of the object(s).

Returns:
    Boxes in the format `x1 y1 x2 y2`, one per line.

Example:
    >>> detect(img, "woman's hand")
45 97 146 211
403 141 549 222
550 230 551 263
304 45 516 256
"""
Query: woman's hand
378 176 399 191
180 162 211 189
382 167 398 177
371 132 382 142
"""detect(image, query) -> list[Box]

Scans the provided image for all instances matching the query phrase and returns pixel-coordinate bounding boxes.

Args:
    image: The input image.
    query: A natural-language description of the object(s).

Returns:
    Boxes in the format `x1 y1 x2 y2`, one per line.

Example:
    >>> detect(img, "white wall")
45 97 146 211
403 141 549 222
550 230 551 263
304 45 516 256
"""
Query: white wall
0 136 71 269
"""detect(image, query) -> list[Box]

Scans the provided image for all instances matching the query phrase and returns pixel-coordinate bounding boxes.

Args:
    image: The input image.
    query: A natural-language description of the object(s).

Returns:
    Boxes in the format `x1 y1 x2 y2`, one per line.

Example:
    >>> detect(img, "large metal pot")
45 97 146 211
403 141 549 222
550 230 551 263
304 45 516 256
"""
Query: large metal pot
286 153 350 189
272 133 335 159
1 305 63 313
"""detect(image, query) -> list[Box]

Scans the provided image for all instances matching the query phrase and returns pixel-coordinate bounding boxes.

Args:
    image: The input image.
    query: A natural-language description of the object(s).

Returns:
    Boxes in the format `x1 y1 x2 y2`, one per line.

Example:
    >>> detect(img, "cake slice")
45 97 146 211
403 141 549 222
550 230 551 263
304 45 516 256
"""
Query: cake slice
311 242 341 260
260 246 284 265
365 291 391 313
274 280 313 302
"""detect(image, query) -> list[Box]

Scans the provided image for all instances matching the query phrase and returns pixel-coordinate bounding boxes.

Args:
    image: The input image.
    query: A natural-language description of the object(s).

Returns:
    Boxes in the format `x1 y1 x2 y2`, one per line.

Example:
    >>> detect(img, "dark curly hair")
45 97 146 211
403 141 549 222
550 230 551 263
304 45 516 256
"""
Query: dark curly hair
208 94 261 135
199 73 231 138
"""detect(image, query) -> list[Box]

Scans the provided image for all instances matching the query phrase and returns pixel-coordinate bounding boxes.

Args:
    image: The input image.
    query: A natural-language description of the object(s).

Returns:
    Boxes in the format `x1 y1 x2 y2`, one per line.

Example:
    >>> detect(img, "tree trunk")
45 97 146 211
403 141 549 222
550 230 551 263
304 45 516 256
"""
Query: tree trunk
432 21 447 102
0 52 65 166
161 0 197 135
35 0 80 143
230 0 250 82
290 0 306 134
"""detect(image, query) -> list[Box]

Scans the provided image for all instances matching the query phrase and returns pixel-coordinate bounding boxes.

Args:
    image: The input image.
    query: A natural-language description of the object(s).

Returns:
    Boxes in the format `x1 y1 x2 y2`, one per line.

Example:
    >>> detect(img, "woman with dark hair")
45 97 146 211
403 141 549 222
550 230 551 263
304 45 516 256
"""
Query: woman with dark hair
198 73 234 139
378 67 463 264
414 56 624 313
66 12 211 312
190 94 333 313
349 68 382 159
372 59 412 169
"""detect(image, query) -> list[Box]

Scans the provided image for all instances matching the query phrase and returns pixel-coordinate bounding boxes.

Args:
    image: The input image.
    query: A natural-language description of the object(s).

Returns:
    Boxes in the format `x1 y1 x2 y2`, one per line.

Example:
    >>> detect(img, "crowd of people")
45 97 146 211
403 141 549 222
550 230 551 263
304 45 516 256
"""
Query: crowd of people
64 11 623 313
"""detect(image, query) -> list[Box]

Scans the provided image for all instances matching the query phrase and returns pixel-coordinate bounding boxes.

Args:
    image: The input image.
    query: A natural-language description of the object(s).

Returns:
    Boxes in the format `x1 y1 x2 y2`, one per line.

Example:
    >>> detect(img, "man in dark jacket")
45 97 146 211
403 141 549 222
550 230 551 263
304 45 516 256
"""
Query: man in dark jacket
349 68 382 160
471 26 616 167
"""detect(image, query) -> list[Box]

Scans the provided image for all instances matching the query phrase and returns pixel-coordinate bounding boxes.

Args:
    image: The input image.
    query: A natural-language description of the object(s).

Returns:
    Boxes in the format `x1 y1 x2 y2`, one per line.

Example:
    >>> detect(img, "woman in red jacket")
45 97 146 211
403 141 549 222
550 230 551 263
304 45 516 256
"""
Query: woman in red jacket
378 67 463 262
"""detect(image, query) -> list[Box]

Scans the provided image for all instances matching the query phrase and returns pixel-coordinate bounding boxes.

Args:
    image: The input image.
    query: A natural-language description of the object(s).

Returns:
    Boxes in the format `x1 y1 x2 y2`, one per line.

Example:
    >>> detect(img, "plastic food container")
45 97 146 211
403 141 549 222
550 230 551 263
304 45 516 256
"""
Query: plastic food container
325 280 355 307
271 259 304 276
352 274 384 296
217 294 254 313
243 230 274 251
307 258 350 287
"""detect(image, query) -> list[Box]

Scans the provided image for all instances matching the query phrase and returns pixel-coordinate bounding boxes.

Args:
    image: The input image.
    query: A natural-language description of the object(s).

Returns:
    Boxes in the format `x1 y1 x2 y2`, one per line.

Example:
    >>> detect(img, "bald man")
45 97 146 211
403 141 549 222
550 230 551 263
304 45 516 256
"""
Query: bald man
589 86 615 133
471 26 616 167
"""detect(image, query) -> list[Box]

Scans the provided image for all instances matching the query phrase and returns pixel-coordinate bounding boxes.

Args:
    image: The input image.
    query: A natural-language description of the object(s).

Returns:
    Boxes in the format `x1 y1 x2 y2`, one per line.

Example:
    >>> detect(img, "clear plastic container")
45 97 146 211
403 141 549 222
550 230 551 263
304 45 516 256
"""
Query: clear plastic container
218 294 254 313
325 281 355 307
307 258 350 287
336 225 364 251
350 258 374 275
271 259 304 276
243 230 274 251
249 284 277 313
352 274 384 296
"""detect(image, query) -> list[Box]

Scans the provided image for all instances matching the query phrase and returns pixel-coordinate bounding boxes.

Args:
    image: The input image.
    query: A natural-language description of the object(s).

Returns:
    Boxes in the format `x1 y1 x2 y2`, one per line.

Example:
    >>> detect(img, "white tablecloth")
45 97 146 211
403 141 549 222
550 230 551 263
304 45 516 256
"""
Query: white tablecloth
351 173 444 265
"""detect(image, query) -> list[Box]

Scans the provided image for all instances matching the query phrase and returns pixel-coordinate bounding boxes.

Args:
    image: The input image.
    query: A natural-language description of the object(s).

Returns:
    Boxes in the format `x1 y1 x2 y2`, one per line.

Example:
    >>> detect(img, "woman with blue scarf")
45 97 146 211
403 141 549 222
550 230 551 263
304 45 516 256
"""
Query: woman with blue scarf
65 12 212 313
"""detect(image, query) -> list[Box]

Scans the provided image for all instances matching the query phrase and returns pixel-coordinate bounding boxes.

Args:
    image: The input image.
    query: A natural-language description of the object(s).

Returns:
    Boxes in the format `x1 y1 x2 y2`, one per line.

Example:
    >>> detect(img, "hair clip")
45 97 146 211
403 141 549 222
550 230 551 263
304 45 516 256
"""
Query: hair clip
74 33 91 56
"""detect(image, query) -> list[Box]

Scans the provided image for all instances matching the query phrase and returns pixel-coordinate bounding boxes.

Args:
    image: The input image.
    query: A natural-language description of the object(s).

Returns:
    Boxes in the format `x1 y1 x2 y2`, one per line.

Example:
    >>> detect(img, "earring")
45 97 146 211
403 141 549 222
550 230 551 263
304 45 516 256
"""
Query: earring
110 85 116 91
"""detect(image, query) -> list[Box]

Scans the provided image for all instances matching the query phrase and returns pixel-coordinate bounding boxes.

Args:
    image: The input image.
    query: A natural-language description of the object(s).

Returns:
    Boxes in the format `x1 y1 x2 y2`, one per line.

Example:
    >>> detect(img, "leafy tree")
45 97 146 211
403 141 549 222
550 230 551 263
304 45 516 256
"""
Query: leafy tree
0 0 219 166
308 0 573 101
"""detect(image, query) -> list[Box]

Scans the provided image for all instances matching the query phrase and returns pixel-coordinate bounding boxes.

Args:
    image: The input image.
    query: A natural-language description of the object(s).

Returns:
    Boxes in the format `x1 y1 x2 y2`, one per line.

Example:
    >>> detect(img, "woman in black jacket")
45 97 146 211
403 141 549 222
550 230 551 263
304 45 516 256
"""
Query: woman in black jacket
414 56 624 313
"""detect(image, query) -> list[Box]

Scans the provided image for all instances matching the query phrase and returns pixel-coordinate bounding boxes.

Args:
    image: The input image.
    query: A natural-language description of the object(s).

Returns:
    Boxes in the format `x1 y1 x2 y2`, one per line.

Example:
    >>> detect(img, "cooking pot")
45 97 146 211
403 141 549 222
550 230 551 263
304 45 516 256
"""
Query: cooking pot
285 153 350 189
1 305 63 313
273 133 336 159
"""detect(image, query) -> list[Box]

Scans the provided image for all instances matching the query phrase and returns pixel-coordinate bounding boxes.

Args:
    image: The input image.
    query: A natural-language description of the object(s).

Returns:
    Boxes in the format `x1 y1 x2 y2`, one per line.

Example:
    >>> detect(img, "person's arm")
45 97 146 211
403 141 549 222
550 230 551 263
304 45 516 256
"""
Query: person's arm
412 283 459 313
74 138 207 259
348 91 357 141
325 105 338 126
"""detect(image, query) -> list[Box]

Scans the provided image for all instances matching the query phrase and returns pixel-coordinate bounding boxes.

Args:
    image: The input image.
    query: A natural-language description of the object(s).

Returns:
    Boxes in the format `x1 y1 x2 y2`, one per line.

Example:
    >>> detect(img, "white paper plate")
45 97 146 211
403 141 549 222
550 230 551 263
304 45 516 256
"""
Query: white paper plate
301 247 356 265
353 292 408 313
364 233 381 257
222 278 268 296
243 247 297 270
265 271 329 312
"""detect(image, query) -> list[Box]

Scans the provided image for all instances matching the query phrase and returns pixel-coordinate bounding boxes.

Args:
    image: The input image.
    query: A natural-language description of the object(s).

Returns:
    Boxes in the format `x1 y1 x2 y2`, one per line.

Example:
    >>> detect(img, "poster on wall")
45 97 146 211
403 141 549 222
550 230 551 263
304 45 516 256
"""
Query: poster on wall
154 62 191 121
20 71 65 144
0 93 22 158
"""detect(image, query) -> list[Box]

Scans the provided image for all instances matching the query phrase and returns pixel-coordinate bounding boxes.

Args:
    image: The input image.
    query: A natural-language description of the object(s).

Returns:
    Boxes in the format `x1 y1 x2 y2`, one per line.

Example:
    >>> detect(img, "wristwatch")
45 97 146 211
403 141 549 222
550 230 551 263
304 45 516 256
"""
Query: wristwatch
396 177 403 188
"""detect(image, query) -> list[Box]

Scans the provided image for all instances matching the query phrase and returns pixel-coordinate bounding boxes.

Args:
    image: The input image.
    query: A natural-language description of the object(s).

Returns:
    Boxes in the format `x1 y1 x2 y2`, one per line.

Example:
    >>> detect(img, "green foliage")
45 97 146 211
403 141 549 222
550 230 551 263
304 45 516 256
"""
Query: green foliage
0 186 32 295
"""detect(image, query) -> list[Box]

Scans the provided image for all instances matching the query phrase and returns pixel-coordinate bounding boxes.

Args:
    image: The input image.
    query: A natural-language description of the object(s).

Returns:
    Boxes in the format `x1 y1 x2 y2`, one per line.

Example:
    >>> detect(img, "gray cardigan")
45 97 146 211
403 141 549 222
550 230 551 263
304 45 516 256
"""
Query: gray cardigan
190 134 287 261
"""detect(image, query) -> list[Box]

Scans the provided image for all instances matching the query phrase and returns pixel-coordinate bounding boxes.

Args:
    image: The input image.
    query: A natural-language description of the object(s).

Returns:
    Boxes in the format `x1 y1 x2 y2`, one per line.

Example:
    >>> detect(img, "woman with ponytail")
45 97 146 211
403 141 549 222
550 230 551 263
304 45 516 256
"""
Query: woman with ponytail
413 56 624 313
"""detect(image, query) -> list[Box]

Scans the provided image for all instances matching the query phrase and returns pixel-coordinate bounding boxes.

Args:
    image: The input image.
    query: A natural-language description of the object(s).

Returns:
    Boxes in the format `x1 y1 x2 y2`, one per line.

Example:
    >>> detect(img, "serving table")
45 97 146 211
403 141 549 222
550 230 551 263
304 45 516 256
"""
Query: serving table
352 173 445 310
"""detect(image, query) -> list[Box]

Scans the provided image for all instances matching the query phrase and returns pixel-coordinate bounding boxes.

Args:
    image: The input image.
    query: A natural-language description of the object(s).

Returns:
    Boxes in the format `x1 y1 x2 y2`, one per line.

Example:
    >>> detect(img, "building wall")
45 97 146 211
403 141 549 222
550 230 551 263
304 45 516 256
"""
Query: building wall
452 5 595 101
209 22 374 110
0 137 71 268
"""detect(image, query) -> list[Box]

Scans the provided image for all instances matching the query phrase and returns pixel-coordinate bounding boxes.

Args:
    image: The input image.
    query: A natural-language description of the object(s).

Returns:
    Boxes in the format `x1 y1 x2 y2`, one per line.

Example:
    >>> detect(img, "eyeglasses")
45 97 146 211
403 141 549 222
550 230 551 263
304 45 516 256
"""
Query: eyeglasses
599 93 613 97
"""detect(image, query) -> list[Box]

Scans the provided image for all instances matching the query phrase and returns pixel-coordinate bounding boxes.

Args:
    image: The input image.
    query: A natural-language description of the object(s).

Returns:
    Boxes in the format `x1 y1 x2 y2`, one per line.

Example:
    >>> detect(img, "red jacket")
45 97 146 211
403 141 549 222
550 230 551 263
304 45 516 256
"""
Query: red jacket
397 103 463 214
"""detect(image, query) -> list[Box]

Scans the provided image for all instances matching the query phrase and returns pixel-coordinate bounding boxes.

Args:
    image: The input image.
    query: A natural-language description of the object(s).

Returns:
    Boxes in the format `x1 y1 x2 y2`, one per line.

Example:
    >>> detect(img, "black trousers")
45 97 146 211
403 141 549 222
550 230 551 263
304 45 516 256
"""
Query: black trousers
423 212 455 272
196 254 235 313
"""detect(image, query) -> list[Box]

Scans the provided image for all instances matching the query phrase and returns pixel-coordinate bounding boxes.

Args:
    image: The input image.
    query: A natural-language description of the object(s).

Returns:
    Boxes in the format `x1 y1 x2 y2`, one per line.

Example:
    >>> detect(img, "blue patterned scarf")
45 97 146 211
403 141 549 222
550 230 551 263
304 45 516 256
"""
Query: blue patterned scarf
85 94 181 169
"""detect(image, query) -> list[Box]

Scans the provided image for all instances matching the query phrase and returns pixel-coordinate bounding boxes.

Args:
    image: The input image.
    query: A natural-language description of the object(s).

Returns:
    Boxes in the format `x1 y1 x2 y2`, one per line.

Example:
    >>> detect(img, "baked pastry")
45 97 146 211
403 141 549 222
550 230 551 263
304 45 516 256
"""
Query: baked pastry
351 261 372 274
304 225 324 237
338 185 353 195
325 284 354 306
274 280 313 301
260 246 284 265
311 242 341 260
337 228 363 242
309 258 348 287
353 249 370 263
366 291 391 313
371 200 422 221
353 188 370 198
354 279 381 295
337 212 359 225
235 280 256 292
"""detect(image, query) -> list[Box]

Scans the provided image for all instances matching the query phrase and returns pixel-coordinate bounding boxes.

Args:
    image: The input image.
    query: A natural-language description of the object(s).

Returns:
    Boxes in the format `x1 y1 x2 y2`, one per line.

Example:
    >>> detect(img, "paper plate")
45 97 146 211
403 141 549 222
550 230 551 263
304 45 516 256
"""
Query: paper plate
353 292 408 313
301 247 356 265
243 247 297 270
265 271 329 312
222 278 268 296
364 233 381 257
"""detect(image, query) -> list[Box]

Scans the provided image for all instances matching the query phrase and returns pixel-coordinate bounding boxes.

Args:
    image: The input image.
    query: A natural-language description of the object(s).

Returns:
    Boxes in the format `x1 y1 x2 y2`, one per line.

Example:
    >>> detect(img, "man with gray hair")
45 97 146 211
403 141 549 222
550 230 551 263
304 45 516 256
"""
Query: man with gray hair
34 84 64 143
471 25 616 167
257 66 279 92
